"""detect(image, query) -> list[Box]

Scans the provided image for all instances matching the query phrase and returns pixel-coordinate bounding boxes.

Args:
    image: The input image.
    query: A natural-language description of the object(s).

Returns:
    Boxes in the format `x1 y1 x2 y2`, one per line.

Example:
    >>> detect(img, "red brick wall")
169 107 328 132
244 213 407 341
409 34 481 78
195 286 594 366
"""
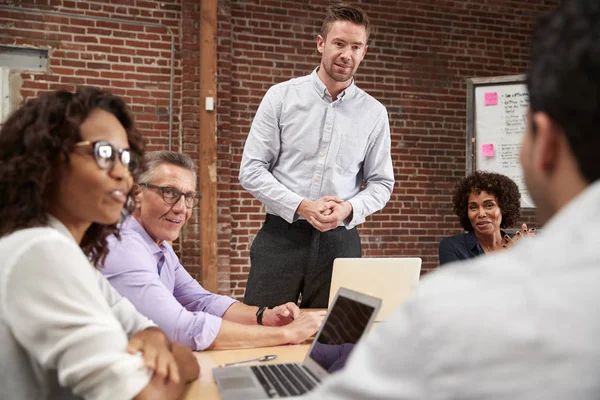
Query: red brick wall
1 0 560 300
0 0 204 276
218 0 559 298
0 0 183 149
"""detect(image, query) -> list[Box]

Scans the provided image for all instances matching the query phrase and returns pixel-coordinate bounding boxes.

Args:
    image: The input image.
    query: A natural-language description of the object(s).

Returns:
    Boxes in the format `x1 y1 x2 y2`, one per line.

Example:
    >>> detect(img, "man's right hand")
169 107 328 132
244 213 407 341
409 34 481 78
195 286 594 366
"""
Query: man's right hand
296 197 344 232
284 311 327 344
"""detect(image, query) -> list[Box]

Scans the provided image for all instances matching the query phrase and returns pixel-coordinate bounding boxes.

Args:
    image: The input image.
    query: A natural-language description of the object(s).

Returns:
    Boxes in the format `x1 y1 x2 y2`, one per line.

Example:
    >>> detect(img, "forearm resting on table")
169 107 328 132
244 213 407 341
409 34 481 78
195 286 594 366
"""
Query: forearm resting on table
221 302 258 325
134 342 199 400
208 319 288 350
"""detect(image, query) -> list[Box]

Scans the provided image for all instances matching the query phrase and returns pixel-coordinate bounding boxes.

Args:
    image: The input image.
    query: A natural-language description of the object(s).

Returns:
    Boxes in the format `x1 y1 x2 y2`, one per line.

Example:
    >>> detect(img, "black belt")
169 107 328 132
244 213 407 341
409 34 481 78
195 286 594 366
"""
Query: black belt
264 214 348 231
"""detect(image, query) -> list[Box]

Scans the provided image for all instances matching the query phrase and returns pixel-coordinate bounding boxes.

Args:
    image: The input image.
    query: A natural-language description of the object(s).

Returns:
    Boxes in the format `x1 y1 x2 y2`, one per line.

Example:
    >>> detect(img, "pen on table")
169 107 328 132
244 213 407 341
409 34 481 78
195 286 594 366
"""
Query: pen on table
220 354 277 368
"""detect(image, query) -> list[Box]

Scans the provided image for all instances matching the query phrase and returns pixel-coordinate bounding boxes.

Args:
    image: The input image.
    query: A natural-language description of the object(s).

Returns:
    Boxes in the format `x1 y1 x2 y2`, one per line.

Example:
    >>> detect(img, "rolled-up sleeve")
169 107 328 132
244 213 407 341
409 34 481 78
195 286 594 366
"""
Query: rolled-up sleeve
173 263 237 318
2 234 152 400
103 238 235 350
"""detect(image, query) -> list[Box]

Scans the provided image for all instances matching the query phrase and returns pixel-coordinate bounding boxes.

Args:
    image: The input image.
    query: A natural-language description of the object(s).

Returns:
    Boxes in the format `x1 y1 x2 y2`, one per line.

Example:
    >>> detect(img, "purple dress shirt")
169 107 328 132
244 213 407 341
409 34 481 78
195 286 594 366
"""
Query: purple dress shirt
102 216 237 350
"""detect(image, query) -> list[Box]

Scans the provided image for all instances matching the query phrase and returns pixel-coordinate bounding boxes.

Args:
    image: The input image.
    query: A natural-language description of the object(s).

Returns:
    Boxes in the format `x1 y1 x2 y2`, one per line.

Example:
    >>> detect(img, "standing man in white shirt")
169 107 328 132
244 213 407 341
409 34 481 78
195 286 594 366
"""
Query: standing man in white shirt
239 3 394 308
300 0 600 398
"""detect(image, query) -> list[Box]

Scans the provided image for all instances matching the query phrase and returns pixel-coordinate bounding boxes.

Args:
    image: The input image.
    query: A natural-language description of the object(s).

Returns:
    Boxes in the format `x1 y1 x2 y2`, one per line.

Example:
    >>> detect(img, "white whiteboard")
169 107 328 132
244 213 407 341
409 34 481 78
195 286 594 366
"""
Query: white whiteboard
467 75 534 208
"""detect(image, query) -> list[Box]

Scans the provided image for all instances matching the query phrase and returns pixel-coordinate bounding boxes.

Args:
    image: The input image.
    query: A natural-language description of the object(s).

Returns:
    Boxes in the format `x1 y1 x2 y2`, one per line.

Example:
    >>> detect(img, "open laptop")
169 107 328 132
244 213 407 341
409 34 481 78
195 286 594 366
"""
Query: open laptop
329 257 422 321
213 287 381 400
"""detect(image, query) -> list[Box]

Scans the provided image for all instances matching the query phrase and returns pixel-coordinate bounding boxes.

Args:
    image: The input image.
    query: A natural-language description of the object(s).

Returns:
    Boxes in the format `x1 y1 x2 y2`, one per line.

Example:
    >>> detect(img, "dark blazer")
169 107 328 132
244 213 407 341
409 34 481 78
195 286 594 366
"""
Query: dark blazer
438 230 509 266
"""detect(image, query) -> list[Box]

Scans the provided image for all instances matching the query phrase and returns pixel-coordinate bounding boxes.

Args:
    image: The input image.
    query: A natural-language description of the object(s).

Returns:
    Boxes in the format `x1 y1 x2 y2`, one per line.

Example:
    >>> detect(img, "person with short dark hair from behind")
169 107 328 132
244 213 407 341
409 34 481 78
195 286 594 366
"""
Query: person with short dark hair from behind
0 87 199 400
439 171 535 266
299 1 600 398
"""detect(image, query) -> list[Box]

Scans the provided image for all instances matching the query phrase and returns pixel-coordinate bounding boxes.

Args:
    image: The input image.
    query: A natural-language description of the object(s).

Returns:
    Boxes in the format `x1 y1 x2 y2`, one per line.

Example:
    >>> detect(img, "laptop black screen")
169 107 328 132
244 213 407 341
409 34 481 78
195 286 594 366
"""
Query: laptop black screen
307 295 375 373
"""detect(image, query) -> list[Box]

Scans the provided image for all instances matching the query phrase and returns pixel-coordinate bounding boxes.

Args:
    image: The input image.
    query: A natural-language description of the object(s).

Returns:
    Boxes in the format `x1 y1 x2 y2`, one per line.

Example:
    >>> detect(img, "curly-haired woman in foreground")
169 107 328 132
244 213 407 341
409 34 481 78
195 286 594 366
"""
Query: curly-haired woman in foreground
0 87 198 399
439 171 535 266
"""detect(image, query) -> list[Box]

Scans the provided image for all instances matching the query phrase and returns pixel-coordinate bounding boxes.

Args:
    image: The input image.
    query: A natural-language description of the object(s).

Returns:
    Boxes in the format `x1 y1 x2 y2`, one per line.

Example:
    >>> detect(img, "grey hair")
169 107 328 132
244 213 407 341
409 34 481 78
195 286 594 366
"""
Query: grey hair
137 151 197 185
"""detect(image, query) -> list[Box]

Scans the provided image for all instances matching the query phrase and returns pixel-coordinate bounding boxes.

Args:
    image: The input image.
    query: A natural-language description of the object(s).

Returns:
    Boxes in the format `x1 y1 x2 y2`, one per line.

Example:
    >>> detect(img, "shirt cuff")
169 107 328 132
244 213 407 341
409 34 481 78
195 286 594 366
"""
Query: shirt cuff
345 198 365 229
193 313 225 351
207 296 238 318
281 193 304 224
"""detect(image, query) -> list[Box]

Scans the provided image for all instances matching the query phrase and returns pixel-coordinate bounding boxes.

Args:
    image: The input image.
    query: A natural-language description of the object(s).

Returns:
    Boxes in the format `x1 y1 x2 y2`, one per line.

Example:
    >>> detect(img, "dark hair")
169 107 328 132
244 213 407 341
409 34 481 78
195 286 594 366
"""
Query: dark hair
452 171 521 232
0 86 145 266
320 3 371 41
527 0 600 183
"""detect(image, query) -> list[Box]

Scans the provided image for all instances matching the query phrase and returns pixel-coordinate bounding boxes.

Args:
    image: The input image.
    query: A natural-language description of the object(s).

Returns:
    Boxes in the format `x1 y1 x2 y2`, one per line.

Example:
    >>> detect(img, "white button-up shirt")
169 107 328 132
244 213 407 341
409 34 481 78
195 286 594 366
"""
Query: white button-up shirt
239 68 394 228
0 216 155 400
302 181 600 399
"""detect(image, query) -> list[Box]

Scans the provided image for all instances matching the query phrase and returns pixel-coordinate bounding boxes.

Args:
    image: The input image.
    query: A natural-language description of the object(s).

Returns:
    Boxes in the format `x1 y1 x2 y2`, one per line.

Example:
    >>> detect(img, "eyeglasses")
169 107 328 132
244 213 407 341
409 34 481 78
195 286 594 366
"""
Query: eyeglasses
74 140 139 173
140 183 201 209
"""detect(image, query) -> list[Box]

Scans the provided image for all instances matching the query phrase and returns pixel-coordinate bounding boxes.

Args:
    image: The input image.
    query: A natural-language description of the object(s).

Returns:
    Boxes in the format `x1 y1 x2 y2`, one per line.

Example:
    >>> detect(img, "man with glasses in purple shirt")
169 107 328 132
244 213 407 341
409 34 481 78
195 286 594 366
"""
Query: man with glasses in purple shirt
103 151 325 351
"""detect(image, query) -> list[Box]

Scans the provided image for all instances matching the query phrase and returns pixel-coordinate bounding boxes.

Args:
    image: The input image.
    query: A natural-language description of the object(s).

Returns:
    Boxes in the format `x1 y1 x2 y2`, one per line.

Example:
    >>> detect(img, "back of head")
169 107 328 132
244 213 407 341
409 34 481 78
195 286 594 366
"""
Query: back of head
137 150 197 185
527 0 600 183
321 3 371 41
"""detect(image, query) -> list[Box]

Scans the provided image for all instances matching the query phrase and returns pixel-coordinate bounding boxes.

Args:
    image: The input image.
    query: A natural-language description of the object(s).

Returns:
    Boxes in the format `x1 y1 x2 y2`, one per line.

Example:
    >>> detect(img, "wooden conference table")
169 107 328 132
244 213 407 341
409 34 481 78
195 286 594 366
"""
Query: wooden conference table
184 341 312 399
183 310 381 399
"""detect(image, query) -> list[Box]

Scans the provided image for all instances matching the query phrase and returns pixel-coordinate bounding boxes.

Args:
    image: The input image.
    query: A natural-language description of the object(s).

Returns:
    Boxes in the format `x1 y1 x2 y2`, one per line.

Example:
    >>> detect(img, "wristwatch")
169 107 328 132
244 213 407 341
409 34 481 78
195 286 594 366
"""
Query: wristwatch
256 306 268 325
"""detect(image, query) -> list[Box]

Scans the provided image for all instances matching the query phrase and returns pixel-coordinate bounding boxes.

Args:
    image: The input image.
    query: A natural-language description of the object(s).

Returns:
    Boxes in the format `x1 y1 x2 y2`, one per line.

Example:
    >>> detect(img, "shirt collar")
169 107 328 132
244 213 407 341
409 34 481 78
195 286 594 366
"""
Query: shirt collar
541 179 600 234
121 215 167 256
467 229 509 256
47 214 76 242
311 67 356 102
465 231 483 256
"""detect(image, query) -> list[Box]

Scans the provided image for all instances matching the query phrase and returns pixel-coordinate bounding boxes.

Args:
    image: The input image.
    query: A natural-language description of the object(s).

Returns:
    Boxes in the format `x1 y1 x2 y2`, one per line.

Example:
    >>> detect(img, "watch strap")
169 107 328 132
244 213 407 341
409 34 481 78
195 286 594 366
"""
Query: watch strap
256 306 268 325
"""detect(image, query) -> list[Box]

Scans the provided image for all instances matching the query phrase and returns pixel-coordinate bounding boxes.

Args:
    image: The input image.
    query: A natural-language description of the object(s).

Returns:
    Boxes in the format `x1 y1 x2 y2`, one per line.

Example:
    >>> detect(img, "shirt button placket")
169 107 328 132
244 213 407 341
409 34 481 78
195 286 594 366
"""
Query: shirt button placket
311 104 333 199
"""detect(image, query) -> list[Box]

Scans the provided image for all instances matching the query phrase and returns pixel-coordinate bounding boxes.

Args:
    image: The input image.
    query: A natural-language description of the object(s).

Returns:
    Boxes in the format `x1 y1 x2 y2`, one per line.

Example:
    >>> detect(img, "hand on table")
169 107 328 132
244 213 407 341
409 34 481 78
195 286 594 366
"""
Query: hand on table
284 311 327 345
262 302 301 327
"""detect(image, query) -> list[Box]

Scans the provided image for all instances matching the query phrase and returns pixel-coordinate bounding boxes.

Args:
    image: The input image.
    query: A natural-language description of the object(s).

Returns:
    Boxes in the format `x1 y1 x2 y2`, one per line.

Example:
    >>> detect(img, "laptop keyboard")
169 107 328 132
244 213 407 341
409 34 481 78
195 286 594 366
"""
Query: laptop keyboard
251 363 321 398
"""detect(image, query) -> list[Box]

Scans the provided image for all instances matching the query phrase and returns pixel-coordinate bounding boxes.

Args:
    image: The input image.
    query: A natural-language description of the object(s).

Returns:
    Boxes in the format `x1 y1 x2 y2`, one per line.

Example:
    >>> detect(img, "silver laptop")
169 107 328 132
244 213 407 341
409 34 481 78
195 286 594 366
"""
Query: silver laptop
213 287 381 399
329 257 422 321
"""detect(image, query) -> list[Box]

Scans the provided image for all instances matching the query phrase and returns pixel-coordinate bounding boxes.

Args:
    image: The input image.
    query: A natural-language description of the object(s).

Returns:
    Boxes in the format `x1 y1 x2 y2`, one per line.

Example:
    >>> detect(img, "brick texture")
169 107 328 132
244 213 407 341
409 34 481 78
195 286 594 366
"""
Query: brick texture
219 0 559 299
0 0 560 300
0 0 184 149
0 0 203 277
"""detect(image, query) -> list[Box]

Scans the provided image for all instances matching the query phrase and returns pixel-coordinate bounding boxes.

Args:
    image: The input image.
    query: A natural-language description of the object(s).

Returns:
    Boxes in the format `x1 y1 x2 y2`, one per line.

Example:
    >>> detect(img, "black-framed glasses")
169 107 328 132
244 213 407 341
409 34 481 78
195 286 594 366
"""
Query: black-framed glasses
140 183 201 209
74 140 139 173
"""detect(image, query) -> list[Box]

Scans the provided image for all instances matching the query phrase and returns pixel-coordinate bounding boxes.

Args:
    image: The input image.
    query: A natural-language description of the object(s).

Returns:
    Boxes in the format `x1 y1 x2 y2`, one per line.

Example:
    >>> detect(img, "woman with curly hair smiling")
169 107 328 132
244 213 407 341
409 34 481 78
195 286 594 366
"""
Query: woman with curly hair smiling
439 171 535 266
0 87 198 399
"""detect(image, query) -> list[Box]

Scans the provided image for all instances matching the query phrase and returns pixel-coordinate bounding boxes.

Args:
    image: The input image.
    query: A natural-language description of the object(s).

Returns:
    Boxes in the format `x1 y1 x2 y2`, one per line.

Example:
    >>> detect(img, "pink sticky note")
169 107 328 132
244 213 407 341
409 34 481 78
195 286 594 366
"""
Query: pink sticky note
482 143 495 157
484 92 498 105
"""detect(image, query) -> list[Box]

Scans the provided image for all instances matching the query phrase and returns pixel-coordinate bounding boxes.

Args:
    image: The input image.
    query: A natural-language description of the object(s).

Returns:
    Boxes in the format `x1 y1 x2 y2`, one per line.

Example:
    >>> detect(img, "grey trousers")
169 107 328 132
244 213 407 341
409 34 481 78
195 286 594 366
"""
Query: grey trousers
243 214 362 308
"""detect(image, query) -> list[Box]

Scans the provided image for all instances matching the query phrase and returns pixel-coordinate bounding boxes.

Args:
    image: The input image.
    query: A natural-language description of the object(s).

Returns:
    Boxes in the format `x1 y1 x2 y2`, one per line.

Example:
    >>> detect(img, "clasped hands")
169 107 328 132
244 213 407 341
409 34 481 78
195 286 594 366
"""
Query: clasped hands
296 196 352 232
